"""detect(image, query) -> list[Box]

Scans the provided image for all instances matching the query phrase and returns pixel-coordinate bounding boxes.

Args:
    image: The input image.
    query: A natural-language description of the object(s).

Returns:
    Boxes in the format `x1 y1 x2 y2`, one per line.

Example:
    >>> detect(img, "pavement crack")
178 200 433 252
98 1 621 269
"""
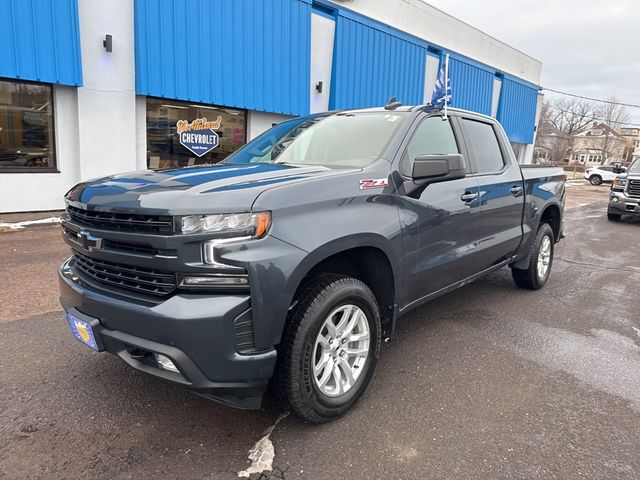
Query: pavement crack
237 412 289 478
556 257 640 274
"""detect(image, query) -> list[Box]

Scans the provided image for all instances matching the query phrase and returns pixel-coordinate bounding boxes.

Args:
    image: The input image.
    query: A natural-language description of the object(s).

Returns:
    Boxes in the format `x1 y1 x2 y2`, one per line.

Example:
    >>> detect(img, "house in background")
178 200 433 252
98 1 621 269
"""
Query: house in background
568 123 627 165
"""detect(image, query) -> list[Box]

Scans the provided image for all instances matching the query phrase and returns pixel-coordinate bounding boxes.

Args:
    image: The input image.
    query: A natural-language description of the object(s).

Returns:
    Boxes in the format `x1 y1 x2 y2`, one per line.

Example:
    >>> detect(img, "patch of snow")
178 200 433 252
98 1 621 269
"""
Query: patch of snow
237 413 288 478
0 217 61 230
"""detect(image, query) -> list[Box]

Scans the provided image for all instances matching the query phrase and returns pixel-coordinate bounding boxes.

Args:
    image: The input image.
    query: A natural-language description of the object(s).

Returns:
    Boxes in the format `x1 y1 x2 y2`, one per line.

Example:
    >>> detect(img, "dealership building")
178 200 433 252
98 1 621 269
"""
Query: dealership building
0 0 543 213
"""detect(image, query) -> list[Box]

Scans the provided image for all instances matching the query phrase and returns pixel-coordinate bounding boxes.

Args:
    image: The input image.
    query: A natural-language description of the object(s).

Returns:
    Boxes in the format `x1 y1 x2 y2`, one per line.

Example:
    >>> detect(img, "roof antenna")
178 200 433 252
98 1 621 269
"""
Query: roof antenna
384 96 402 110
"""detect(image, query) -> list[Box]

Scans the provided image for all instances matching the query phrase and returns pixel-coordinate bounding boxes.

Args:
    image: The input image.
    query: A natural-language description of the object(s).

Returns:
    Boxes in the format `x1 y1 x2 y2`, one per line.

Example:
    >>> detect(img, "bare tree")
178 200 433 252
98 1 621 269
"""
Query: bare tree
545 98 595 136
596 97 631 129
535 98 596 163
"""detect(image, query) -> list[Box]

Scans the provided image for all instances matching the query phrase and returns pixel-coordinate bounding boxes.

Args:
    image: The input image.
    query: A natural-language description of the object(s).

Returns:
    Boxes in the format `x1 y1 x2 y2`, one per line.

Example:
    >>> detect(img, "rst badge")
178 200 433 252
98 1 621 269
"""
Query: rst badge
359 178 389 190
176 116 222 157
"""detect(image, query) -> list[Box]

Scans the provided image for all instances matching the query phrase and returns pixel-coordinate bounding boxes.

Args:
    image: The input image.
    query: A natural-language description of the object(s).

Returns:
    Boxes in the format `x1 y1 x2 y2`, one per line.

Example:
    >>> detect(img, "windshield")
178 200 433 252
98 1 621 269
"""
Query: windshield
225 112 404 168
629 157 640 174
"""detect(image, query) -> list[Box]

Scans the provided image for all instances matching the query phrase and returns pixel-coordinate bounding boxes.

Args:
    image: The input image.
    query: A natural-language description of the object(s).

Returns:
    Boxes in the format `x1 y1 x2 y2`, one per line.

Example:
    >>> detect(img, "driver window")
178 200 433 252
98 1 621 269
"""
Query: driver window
402 117 460 176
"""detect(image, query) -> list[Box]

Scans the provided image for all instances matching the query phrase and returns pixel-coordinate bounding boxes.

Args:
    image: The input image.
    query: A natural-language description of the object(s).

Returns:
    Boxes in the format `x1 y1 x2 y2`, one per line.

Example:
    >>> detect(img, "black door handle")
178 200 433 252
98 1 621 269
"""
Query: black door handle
461 191 479 202
510 186 523 196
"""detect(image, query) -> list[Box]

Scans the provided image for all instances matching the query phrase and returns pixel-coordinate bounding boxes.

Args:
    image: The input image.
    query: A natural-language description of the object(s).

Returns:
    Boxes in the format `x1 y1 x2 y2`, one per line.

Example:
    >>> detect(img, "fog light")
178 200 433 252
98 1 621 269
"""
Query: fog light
180 274 249 287
612 197 619 203
154 353 179 373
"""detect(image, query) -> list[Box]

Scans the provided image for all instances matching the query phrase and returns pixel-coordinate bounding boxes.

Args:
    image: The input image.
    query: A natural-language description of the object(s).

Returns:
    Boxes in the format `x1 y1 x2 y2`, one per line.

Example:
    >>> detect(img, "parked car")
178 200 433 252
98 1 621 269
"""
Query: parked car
584 164 626 185
58 105 565 423
608 156 640 221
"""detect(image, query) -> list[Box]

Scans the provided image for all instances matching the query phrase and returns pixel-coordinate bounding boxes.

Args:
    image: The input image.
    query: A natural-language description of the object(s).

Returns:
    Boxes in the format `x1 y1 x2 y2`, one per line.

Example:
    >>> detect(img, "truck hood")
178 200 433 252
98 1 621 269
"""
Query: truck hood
66 163 344 214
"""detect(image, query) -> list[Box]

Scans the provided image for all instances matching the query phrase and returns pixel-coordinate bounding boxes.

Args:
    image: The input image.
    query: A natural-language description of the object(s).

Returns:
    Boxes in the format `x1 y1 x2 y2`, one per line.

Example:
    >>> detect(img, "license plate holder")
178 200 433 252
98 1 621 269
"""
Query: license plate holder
66 310 104 352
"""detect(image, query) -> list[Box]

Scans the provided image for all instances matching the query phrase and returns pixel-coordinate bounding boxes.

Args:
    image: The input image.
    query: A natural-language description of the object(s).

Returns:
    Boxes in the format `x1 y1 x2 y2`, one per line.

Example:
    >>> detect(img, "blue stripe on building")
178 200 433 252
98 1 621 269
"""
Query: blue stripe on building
329 11 426 110
0 0 83 86
497 78 539 144
135 0 312 116
447 56 494 116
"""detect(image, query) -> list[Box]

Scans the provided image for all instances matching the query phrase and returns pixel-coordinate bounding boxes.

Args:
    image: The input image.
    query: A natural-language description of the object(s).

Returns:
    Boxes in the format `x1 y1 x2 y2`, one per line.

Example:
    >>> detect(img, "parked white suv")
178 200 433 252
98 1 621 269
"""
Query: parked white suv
584 165 626 185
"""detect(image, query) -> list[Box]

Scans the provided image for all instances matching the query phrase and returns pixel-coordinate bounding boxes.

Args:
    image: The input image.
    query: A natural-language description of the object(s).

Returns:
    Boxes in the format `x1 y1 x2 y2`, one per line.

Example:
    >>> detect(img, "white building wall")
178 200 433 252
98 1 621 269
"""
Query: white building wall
76 0 137 181
423 54 440 103
247 111 293 141
310 13 336 113
522 92 545 164
333 0 542 85
135 96 148 170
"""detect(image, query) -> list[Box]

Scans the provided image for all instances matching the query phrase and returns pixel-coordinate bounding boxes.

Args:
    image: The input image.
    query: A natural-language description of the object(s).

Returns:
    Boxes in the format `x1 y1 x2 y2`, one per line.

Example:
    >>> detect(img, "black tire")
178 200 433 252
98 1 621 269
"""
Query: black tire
272 274 381 423
589 175 603 185
511 223 555 290
607 212 622 222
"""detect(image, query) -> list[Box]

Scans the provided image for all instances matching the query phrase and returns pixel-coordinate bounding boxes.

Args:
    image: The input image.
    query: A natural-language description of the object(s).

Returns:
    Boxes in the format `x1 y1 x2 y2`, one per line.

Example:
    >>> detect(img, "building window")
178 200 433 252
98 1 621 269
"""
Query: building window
146 98 247 169
0 78 56 172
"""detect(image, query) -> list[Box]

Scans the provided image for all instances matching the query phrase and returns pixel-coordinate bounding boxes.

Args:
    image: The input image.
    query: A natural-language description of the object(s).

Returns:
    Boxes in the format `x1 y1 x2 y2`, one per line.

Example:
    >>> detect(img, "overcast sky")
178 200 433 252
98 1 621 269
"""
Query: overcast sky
425 0 640 125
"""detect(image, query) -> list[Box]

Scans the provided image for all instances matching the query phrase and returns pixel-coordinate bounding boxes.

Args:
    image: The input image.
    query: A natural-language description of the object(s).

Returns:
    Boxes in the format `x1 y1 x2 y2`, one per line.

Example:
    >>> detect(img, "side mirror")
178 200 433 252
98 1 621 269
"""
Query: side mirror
412 154 466 184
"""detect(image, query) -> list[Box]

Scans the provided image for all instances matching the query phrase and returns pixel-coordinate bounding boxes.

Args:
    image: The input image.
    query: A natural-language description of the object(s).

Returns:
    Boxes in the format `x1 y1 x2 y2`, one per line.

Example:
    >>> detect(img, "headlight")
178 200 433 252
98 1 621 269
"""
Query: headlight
180 212 271 237
612 178 626 190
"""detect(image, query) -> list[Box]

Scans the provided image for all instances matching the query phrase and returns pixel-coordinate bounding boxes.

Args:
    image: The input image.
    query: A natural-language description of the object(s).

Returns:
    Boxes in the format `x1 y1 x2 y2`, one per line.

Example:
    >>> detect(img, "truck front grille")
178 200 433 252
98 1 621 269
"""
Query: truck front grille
627 179 640 199
67 205 173 234
72 252 176 297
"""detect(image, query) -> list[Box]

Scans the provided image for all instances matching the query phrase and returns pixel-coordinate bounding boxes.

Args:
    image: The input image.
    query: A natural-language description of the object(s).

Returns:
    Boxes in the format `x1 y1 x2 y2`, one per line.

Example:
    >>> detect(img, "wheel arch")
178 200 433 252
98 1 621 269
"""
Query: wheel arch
539 203 562 242
512 201 562 270
283 234 400 341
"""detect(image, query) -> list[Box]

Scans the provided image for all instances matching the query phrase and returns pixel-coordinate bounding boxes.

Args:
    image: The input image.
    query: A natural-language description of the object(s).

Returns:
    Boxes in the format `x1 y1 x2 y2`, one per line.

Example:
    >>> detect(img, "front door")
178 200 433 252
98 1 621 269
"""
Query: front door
398 115 482 306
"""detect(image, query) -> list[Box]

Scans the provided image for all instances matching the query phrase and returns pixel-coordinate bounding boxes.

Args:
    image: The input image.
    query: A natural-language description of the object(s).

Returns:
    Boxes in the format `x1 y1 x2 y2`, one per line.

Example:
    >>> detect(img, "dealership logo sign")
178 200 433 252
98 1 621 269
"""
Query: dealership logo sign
176 116 222 157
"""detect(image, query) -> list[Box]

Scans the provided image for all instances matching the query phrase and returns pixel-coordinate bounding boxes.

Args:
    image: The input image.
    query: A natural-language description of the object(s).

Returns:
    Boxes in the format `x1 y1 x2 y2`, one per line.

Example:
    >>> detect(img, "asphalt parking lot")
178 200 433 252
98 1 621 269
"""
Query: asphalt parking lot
1 183 639 480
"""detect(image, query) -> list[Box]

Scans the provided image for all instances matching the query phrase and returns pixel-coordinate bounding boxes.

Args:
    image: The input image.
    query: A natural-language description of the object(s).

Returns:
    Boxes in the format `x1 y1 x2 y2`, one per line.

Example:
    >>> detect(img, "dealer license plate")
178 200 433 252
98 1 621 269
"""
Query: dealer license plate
66 312 101 351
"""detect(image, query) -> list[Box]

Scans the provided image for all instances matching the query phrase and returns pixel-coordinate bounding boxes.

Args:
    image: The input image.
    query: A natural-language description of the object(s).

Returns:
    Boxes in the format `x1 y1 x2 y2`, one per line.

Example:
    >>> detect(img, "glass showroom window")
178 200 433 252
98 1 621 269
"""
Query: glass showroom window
146 98 247 169
0 79 56 172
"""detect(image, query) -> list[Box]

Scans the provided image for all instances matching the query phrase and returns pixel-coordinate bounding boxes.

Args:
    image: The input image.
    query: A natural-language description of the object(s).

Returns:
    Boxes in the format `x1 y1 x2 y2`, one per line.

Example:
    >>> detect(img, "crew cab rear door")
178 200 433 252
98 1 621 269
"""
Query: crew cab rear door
457 115 525 269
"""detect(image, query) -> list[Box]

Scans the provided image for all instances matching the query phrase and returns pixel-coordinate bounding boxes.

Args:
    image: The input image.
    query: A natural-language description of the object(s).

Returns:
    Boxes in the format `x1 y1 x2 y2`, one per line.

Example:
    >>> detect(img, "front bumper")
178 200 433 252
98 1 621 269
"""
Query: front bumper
59 258 277 409
608 191 640 216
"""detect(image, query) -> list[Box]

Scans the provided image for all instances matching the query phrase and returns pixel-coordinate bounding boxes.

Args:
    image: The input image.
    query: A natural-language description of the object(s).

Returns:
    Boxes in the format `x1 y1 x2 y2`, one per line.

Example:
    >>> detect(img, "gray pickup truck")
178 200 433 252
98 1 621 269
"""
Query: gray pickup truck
59 105 565 423
608 156 640 221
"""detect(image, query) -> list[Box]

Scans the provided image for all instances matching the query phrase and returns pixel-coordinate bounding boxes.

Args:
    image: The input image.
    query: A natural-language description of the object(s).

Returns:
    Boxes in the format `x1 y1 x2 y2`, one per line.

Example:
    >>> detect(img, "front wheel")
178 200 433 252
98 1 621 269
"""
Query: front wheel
607 212 622 222
272 275 381 423
589 175 603 185
512 223 555 290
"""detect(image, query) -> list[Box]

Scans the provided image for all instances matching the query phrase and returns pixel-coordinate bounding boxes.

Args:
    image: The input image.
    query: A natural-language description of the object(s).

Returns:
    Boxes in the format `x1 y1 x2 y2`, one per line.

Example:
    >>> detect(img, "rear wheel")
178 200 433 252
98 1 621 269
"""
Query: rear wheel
272 275 381 423
607 212 622 222
512 223 554 290
589 175 603 185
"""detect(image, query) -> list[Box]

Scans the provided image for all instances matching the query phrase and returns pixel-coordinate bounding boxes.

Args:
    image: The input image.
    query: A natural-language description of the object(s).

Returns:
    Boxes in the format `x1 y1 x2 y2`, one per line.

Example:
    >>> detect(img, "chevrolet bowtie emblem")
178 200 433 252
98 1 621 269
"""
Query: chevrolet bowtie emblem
78 230 103 252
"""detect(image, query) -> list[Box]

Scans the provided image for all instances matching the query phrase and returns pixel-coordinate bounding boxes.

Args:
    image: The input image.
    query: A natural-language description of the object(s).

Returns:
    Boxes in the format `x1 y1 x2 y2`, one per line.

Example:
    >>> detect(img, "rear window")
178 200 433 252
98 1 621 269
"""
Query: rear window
462 119 505 174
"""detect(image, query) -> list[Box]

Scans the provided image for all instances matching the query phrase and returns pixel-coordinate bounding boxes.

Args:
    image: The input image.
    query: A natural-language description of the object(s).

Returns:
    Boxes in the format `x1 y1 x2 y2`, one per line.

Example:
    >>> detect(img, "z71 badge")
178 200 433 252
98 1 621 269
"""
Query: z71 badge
359 178 389 190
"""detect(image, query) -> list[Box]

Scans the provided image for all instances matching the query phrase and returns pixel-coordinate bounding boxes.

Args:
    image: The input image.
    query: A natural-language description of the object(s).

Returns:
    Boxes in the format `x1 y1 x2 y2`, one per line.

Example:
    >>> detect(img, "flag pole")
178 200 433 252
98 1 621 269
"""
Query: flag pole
443 53 449 120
